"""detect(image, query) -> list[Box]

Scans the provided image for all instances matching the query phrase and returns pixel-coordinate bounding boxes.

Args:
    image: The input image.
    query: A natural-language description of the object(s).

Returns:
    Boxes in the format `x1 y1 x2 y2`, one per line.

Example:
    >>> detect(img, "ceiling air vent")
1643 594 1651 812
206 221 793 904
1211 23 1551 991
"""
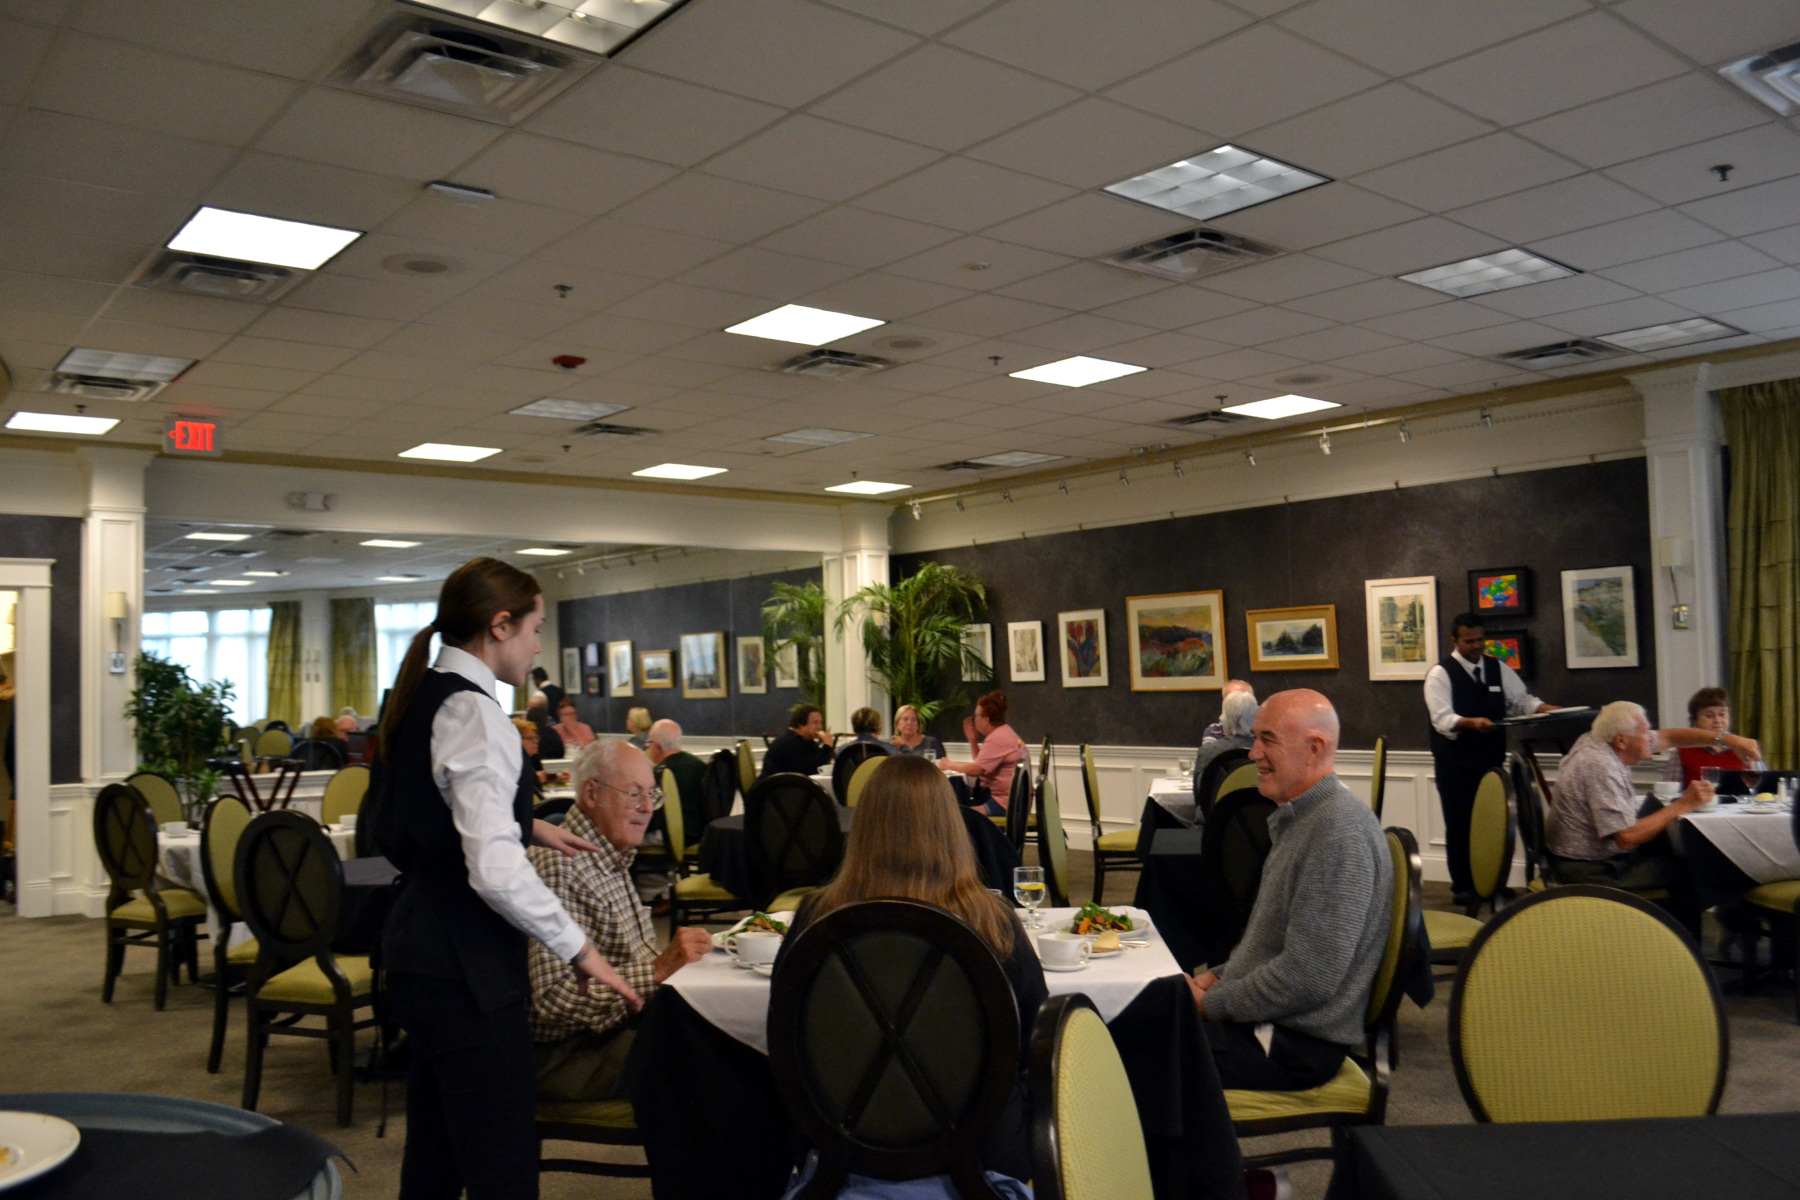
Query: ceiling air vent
1107 228 1285 283
571 421 658 440
264 529 317 541
205 548 263 559
139 251 300 301
774 349 894 380
45 373 166 402
1164 410 1250 428
1493 339 1624 369
334 13 596 125
934 461 989 472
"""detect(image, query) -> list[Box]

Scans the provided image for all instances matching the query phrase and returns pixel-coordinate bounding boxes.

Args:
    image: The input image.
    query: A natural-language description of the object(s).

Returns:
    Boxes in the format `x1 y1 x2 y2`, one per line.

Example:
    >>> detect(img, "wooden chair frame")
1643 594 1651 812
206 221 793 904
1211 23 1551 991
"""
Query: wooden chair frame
1035 774 1072 909
1194 748 1252 814
198 793 255 1073
832 740 891 803
93 783 204 1010
1369 737 1388 819
744 773 844 910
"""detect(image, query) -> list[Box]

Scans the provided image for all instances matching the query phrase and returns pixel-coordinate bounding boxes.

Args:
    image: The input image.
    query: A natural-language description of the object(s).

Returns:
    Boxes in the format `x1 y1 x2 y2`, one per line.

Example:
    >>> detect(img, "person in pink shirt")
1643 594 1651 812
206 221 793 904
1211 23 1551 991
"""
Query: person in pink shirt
939 690 1025 815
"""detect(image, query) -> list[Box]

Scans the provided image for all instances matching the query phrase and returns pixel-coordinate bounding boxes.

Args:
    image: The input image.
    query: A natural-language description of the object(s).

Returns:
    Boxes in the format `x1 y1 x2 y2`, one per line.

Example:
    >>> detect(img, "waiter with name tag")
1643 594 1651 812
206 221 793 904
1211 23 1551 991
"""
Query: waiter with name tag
1425 611 1559 909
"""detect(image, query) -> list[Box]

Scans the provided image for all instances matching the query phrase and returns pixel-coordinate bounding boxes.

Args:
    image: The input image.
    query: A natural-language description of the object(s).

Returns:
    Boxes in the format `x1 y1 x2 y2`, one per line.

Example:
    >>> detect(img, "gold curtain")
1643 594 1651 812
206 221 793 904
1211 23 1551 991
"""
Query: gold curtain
331 598 377 719
266 601 302 728
1721 378 1800 769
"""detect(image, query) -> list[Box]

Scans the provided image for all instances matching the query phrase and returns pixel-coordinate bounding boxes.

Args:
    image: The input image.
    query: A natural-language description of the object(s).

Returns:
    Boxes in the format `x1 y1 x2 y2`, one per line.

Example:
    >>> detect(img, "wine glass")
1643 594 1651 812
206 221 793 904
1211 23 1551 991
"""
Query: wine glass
1176 758 1192 779
1013 866 1046 931
1741 760 1768 797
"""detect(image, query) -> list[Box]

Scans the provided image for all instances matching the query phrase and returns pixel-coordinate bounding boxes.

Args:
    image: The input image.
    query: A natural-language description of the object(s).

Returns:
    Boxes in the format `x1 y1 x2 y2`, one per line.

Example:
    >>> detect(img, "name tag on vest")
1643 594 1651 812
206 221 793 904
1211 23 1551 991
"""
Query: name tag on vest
1489 685 1502 692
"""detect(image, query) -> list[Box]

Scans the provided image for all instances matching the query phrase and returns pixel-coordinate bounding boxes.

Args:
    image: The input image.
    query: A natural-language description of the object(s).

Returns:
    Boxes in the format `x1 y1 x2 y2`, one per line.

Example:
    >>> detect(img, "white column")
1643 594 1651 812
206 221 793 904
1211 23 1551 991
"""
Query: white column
823 504 891 733
1630 363 1727 729
78 447 151 781
298 591 332 720
2 559 54 916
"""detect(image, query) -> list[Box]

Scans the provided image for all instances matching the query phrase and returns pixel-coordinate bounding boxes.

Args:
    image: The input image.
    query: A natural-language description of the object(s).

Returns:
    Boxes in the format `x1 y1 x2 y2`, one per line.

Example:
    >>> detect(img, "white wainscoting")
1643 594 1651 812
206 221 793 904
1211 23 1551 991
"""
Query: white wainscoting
47 781 110 918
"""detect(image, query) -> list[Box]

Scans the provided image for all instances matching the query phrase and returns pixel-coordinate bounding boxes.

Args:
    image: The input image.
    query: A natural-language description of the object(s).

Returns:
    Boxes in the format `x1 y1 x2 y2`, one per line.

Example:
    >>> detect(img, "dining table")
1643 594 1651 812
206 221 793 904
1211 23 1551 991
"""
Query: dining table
157 824 356 947
1674 798 1800 909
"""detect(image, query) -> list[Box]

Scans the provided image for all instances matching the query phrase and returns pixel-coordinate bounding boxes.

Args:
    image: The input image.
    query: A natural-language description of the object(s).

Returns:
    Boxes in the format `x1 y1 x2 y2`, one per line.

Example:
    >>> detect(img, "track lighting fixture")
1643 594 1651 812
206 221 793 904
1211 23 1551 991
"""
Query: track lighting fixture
1480 407 1493 429
1245 449 1256 467
955 496 965 513
910 500 922 520
1119 468 1130 486
1173 459 1184 478
1002 490 1013 504
1058 481 1069 496
1399 419 1412 444
1319 430 1332 455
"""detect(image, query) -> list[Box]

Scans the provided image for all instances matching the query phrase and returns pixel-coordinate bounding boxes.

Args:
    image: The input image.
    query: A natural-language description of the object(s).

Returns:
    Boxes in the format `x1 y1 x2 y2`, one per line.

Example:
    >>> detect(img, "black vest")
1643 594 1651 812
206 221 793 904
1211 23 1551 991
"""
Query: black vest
376 669 536 1012
1428 654 1508 771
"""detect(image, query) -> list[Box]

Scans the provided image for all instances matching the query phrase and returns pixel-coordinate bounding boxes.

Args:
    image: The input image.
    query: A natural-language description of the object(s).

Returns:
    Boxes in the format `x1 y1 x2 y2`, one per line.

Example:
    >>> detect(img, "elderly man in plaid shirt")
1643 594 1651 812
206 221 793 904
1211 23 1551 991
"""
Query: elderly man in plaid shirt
526 739 712 1101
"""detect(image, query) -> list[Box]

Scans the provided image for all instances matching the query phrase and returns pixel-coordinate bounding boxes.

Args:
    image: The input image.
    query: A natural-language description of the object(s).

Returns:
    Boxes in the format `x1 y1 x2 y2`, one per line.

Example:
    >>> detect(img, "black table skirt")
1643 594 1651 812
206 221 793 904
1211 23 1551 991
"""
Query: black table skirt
697 811 854 902
1139 795 1193 862
1335 1114 1800 1200
624 975 1245 1200
1679 813 1772 911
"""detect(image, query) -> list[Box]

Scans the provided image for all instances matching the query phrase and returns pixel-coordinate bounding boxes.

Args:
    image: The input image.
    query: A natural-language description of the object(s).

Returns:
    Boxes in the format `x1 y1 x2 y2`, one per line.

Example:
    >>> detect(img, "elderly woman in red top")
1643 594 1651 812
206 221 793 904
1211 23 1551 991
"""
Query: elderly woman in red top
938 690 1026 815
1663 687 1755 787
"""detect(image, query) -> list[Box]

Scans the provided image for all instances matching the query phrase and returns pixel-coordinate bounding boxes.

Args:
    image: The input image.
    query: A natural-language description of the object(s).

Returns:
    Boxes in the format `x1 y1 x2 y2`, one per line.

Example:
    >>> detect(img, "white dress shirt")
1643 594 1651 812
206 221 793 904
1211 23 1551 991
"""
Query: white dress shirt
1423 649 1545 739
431 645 586 963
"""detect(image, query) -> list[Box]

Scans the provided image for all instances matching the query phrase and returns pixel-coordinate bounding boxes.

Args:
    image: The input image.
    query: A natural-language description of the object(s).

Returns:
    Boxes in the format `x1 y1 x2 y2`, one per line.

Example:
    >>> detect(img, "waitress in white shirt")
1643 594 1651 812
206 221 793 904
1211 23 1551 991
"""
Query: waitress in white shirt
373 558 639 1200
1423 611 1557 908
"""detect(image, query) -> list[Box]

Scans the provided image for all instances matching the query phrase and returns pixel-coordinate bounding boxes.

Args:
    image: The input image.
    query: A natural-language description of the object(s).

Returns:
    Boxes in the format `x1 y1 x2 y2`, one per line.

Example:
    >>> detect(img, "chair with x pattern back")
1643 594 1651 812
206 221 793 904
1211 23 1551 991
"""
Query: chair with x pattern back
288 738 346 773
93 783 206 1010
768 898 1022 1200
1198 787 1278 961
744 773 844 912
1035 774 1072 909
1081 745 1139 904
833 740 891 803
1028 995 1156 1200
1194 748 1251 815
199 793 259 1073
235 810 378 1127
125 771 186 828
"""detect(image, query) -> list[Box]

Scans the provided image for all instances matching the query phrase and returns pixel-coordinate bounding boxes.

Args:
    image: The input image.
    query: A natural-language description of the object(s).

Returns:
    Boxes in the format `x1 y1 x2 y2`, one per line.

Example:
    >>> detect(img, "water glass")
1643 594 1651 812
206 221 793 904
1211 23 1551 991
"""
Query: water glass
1013 866 1046 930
924 749 938 763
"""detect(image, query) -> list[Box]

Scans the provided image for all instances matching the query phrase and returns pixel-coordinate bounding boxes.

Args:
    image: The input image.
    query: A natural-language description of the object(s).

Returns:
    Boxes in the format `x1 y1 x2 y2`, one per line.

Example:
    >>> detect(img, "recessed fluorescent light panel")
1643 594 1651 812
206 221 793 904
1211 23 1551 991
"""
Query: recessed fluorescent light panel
244 570 288 578
825 481 911 495
209 580 254 586
55 348 194 382
1400 249 1577 298
1009 356 1147 388
1719 40 1800 115
5 411 120 435
516 548 572 557
969 451 1065 468
182 589 218 595
406 0 689 55
184 532 251 542
509 398 630 421
1597 318 1744 353
377 575 424 583
1105 145 1329 222
398 442 502 463
361 539 420 548
725 304 885 346
765 428 873 448
1222 394 1343 421
166 207 362 271
633 463 728 480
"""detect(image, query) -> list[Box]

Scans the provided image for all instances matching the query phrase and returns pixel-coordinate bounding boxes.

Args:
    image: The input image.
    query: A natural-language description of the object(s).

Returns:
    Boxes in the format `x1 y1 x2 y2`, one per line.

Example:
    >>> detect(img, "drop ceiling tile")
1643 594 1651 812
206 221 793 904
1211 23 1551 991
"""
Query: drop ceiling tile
1207 184 1425 253
1354 134 1582 212
540 219 733 280
1449 174 1660 245
1175 346 1311 381
1 110 236 200
703 116 942 204
945 0 1249 91
454 134 678 217
756 206 959 270
1612 0 1800 66
0 16 51 105
1468 273 1641 319
1009 313 1162 354
73 0 371 79
1745 225 1800 265
1605 125 1800 205
982 193 1192 259
467 360 631 395
1601 241 1784 293
297 373 429 403
376 324 527 362
550 313 703 356
211 336 359 372
1097 396 1210 426
1661 268 1800 314
242 308 402 349
910 293 1073 337
525 67 785 168
0 229 151 284
286 273 455 323
607 356 742 390
886 236 1075 290
678 246 863 300
1680 175 1800 237
1530 210 1726 270
810 44 1081 153
1093 285 1260 331
604 282 770 330
29 33 297 145
473 258 659 314
1241 85 1491 181
1098 331 1235 368
1715 298 1800 334
178 359 322 393
1516 75 1771 171
1410 12 1687 127
527 373 673 409
1185 305 1334 346
1360 302 1516 340
1259 324 1402 362
1329 342 1466 375
609 174 827 243
663 330 801 369
1274 0 1584 77
321 231 511 292
995 262 1169 310
1106 24 1383 137
269 393 394 420
1424 319 1571 356
204 153 419 230
257 88 503 181
1313 216 1507 276
1396 359 1537 390
964 99 1210 190
326 350 467 384
76 320 231 360
817 0 990 35
378 196 590 257
0 174 179 247
1536 295 1699 337
801 272 974 320
859 361 988 394
103 287 264 333
1193 255 1373 306
1284 278 1447 322
854 157 1076 232
625 0 916 108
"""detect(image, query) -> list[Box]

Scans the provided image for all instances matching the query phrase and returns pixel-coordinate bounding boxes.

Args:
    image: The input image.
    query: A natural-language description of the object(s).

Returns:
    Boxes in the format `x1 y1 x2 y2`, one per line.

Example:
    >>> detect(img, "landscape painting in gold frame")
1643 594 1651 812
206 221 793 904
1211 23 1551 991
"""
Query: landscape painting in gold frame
1125 591 1225 691
1246 604 1339 672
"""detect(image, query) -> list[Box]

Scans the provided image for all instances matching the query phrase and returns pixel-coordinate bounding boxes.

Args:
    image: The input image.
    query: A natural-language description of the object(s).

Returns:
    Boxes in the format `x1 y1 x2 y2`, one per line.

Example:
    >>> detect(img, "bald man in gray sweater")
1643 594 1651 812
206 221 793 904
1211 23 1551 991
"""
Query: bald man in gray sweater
1188 689 1392 1091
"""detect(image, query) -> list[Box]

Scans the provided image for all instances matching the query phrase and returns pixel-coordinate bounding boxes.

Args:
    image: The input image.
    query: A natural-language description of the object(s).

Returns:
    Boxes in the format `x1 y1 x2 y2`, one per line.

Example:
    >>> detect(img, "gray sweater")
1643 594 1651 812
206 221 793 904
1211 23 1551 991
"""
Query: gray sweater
1204 773 1392 1048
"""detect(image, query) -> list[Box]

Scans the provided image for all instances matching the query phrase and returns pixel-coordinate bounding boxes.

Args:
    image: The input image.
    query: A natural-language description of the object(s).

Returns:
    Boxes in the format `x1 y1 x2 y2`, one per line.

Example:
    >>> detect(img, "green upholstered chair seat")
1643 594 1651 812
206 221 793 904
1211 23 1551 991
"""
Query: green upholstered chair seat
768 886 817 912
226 938 260 965
1746 879 1800 913
1095 829 1138 853
111 889 207 923
537 1099 638 1130
1527 877 1548 892
1225 1056 1371 1123
673 873 738 903
1423 908 1484 952
258 955 375 1004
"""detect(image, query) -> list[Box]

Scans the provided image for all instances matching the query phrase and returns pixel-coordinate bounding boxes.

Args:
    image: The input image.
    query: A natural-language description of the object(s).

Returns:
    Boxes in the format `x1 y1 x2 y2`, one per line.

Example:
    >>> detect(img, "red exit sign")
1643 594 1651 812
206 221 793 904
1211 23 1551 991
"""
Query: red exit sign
164 415 222 457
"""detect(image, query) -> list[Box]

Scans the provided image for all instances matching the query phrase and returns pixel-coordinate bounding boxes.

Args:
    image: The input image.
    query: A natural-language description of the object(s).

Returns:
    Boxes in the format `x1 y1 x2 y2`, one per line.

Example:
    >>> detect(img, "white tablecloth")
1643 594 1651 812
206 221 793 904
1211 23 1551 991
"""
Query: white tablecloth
1681 806 1800 884
1149 776 1198 826
158 823 356 943
667 905 1181 1054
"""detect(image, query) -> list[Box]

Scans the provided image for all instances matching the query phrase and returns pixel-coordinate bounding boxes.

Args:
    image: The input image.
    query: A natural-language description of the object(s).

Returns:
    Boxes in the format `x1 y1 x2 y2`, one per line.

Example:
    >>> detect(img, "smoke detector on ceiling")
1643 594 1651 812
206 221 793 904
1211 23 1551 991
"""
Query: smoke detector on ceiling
773 349 894 379
1107 227 1285 282
1493 339 1624 369
333 13 597 125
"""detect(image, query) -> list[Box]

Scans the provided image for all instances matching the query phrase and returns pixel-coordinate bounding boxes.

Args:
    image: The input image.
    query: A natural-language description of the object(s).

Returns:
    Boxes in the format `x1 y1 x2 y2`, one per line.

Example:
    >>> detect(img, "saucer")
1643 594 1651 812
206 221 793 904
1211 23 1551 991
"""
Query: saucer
1089 947 1122 959
750 963 774 978
1042 961 1089 973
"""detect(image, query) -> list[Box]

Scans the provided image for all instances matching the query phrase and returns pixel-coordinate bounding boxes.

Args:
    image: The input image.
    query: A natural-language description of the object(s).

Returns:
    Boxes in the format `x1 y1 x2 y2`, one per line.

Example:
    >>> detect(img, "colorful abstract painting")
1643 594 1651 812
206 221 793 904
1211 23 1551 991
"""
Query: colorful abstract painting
1058 609 1109 688
1126 591 1225 691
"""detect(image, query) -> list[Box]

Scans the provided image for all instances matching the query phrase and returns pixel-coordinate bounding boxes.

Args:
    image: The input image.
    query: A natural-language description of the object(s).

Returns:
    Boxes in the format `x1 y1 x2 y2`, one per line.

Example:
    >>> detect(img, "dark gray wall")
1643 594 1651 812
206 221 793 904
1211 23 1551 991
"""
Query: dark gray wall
0 514 83 782
558 566 822 740
895 458 1658 752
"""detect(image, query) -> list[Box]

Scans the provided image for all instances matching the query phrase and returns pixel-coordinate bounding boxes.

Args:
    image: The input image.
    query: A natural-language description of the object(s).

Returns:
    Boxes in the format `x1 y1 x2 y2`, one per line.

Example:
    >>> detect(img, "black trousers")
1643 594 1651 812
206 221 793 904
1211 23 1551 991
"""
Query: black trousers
1209 1020 1348 1091
388 972 540 1200
1434 760 1493 897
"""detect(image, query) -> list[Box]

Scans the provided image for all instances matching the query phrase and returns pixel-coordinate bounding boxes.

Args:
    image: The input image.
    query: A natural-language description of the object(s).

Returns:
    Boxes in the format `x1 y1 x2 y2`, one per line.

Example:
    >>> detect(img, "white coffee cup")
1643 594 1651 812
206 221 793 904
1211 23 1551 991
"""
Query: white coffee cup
339 813 358 830
1651 782 1681 802
162 821 188 838
727 929 781 967
1037 932 1090 969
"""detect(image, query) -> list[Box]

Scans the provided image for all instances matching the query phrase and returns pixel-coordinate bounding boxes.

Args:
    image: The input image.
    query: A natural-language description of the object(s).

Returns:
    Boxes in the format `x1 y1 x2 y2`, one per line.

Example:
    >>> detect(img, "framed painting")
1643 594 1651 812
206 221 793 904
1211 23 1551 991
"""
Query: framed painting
561 647 580 695
1007 621 1045 683
737 636 767 694
680 631 728 699
962 623 993 678
1562 566 1639 668
639 649 673 690
1125 591 1226 691
1058 609 1109 688
772 642 800 689
1468 566 1533 621
1246 604 1339 672
606 640 633 698
584 673 601 696
1365 576 1437 682
583 642 600 669
1483 630 1534 679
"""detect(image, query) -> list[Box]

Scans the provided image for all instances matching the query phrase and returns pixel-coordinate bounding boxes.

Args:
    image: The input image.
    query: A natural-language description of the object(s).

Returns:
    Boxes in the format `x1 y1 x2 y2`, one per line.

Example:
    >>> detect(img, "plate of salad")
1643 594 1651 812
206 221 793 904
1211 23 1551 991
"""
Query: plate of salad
1066 903 1138 937
712 911 795 951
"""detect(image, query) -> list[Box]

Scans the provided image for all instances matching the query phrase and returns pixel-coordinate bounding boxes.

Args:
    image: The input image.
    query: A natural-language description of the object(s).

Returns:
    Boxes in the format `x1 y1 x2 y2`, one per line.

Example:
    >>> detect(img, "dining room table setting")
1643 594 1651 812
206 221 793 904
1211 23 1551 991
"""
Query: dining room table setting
1671 770 1800 909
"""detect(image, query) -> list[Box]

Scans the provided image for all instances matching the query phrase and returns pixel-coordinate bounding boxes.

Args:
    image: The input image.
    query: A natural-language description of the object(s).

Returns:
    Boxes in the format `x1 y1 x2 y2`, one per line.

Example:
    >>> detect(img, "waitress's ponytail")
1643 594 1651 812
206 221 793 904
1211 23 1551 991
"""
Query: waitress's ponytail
376 557 541 761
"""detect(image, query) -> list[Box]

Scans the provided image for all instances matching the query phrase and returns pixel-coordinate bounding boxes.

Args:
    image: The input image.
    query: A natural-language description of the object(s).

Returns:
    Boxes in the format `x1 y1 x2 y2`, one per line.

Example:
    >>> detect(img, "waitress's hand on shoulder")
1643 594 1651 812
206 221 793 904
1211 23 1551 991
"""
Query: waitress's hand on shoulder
534 818 600 858
573 944 643 1011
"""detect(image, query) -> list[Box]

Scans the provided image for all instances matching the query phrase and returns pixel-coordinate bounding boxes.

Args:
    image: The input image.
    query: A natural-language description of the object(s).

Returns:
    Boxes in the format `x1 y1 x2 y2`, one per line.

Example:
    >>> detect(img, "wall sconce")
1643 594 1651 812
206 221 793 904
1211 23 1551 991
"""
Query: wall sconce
105 590 128 673
1657 535 1694 629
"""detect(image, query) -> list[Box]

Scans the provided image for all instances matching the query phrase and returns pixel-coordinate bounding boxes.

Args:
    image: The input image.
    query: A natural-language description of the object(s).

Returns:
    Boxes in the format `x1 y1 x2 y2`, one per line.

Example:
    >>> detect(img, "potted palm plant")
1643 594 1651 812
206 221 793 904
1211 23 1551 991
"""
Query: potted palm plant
837 562 992 723
761 580 828 708
125 652 233 820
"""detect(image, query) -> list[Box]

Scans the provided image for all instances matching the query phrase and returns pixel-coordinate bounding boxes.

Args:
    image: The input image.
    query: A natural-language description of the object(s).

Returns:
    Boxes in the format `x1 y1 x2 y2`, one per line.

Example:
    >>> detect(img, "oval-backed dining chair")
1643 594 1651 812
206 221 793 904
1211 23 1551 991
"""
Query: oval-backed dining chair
125 771 186 828
1035 774 1071 910
844 755 887 809
1029 995 1156 1200
744 773 844 912
320 764 370 826
198 793 258 1071
1425 768 1515 971
93 782 206 1010
832 740 891 803
1082 744 1139 904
